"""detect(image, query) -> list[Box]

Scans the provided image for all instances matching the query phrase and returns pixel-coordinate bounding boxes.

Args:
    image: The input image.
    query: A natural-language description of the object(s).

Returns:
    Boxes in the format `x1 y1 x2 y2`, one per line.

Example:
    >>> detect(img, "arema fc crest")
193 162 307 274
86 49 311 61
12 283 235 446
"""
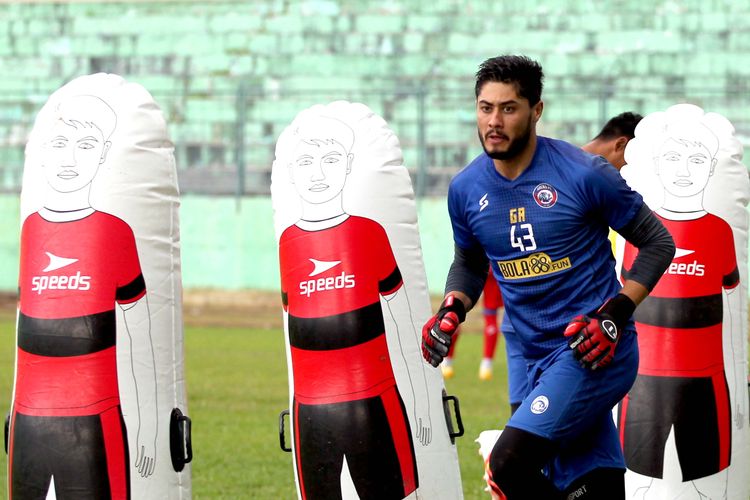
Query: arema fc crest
533 183 558 208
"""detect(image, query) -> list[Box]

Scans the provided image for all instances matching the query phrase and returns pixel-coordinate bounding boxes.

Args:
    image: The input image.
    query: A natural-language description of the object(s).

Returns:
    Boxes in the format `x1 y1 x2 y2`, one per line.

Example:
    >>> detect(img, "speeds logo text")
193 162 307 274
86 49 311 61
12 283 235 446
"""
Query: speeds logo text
31 272 91 294
299 272 355 297
31 251 91 294
299 258 355 297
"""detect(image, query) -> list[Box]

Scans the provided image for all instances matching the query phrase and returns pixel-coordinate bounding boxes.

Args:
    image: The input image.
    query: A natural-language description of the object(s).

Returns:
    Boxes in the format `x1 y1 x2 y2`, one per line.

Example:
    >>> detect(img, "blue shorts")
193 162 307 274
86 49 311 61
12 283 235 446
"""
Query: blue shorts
507 331 638 490
501 323 529 406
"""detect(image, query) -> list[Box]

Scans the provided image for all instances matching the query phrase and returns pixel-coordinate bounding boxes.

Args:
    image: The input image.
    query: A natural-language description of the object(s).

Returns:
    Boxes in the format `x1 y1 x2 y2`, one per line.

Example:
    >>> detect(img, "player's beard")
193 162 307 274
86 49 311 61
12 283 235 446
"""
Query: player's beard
479 115 533 161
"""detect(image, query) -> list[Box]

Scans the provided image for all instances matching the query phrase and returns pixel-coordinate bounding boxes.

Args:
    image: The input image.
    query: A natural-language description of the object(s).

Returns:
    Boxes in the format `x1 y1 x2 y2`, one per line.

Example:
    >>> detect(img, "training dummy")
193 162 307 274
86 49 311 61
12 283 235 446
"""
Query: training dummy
11 73 192 499
272 101 463 499
617 103 750 500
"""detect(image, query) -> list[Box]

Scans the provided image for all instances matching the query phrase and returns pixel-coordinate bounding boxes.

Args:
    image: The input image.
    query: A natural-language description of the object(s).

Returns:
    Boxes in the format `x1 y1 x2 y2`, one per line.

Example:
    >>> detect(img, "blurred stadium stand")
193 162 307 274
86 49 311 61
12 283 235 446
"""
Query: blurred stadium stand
1 0 749 196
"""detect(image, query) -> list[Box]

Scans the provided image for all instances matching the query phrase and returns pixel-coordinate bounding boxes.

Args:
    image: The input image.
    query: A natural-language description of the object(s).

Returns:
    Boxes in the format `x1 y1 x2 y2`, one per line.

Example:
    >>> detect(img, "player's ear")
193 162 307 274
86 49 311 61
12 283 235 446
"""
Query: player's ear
710 157 717 176
615 137 628 152
532 100 544 122
346 153 353 174
99 141 112 164
287 162 295 183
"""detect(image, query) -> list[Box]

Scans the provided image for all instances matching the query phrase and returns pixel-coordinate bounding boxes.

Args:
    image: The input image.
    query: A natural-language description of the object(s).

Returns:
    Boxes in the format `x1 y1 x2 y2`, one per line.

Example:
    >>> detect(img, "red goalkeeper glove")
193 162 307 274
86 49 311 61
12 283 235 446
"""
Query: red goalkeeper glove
564 294 636 370
421 295 466 367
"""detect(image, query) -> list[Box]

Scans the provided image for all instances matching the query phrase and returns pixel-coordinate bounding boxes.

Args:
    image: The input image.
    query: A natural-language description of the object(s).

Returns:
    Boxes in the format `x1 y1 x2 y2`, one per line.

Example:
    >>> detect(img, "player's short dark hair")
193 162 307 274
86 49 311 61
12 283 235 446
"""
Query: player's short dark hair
475 55 544 106
594 112 643 141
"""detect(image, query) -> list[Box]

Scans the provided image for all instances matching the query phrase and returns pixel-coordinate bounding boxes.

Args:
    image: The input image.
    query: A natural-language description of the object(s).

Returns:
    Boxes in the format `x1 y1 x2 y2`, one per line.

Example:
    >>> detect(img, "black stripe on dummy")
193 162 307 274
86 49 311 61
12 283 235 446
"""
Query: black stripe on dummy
116 273 146 302
18 310 117 356
11 413 112 498
634 294 723 329
723 266 739 288
294 394 414 499
379 267 403 295
289 301 385 350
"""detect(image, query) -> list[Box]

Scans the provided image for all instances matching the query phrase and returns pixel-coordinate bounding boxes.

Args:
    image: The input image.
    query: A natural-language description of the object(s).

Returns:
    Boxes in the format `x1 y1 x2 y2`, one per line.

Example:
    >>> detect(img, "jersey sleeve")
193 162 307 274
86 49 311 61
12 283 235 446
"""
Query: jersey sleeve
115 220 146 304
582 156 644 232
17 216 31 293
720 219 740 290
372 221 403 295
447 177 481 250
279 229 291 310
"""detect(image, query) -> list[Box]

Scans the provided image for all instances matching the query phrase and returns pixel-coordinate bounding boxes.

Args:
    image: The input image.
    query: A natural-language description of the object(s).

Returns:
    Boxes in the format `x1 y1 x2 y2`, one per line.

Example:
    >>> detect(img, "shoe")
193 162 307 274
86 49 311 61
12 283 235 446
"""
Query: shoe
441 363 455 379
479 365 493 381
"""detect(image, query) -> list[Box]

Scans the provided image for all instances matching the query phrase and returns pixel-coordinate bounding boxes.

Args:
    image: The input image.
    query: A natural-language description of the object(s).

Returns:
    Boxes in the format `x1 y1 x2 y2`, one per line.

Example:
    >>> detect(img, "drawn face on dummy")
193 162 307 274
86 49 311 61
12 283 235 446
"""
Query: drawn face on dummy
654 124 718 203
41 95 115 195
288 116 354 207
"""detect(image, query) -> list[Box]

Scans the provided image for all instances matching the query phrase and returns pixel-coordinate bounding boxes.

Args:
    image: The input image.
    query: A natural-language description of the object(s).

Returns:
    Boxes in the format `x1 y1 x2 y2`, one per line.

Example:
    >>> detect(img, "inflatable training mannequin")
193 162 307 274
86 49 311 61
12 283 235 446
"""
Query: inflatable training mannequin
11 73 191 499
271 101 463 499
617 103 749 499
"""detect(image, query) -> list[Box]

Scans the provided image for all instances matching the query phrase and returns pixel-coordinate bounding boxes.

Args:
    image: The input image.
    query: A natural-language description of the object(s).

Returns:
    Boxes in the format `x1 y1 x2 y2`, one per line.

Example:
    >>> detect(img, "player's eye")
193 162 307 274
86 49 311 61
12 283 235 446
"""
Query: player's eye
689 156 705 164
50 140 67 148
296 159 312 167
662 153 680 162
322 156 339 164
503 106 515 113
77 142 95 150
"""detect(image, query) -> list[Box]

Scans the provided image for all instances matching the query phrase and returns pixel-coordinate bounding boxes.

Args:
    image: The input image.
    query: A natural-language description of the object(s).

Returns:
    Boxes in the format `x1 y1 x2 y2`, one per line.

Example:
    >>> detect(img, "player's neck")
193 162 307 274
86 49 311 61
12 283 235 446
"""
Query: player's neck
43 188 92 215
492 134 537 181
581 139 604 157
299 198 346 225
660 192 706 217
297 213 349 231
657 207 707 220
38 206 95 222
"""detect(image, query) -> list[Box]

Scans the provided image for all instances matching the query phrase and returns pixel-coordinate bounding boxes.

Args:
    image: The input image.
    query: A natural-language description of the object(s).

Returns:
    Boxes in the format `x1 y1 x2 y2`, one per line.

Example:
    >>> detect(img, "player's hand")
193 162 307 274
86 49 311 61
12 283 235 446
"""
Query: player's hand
135 422 157 478
564 294 635 370
414 415 432 446
135 442 156 478
421 295 466 367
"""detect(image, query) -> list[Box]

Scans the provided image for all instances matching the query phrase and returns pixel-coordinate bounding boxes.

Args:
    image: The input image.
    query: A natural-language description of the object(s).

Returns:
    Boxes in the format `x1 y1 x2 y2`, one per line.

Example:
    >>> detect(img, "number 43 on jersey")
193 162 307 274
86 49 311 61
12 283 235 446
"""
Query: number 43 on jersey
510 207 536 252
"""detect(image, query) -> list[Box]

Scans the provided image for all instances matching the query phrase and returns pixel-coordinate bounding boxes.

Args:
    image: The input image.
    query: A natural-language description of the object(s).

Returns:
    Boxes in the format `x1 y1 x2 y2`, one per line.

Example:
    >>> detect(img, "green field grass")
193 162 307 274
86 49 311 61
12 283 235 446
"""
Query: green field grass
0 318 511 499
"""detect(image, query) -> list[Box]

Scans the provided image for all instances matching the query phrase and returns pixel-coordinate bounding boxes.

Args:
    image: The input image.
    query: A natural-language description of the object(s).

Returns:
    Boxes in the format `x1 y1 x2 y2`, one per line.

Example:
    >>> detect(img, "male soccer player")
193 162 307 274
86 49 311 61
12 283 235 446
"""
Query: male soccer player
444 111 643 415
582 112 643 170
421 55 674 498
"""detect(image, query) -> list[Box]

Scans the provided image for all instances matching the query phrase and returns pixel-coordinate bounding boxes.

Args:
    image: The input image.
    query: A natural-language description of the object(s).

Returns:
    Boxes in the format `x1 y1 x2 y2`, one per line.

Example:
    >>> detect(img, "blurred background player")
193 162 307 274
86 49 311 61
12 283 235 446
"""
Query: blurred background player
478 275 503 380
582 111 643 171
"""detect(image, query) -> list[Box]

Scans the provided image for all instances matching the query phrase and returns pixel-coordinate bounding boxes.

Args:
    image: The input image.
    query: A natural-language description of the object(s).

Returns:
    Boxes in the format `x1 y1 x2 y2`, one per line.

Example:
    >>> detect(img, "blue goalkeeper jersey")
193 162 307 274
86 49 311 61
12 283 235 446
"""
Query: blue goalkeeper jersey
448 136 643 358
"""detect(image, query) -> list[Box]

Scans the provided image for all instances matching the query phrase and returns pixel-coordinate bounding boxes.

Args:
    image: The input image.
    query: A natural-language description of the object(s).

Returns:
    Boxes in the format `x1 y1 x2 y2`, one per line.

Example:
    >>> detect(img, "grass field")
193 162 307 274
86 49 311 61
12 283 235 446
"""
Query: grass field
0 303 511 499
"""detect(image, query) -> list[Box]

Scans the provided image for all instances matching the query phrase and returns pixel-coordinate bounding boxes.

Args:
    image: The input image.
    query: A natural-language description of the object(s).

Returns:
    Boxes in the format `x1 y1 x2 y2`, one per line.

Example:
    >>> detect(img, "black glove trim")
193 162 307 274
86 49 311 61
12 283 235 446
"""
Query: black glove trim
438 295 467 324
597 293 636 332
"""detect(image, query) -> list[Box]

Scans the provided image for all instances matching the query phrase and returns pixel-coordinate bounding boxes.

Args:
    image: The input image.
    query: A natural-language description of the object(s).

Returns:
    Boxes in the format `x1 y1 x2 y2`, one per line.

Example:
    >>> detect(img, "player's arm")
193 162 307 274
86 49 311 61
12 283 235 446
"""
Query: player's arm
121 297 158 477
617 204 675 303
566 204 675 370
421 244 489 366
383 287 433 445
723 283 746 428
